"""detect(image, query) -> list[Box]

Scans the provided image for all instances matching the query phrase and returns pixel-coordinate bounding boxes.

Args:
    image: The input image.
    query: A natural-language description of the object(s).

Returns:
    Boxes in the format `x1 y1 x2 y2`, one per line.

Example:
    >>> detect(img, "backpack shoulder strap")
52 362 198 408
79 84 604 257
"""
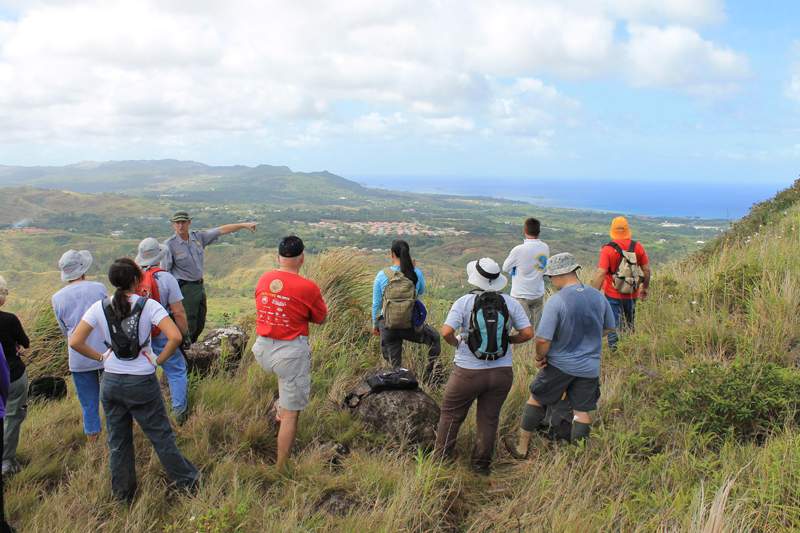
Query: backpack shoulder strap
101 297 116 334
606 241 625 257
383 267 395 278
628 240 637 253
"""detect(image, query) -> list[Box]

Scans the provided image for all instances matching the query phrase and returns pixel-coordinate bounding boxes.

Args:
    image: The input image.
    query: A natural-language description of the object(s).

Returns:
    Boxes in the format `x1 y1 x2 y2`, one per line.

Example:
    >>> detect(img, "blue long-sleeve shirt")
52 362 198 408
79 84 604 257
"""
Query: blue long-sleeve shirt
372 266 426 323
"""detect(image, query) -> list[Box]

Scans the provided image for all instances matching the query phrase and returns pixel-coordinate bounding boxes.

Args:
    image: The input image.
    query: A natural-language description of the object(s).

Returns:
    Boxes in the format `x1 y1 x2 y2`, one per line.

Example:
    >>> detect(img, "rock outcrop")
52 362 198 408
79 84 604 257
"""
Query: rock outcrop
344 369 440 448
184 326 249 375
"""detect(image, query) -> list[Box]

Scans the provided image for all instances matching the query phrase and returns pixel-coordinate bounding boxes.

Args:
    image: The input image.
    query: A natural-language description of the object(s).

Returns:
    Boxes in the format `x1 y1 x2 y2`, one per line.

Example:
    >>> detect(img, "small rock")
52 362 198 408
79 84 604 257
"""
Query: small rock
315 489 359 517
184 326 249 376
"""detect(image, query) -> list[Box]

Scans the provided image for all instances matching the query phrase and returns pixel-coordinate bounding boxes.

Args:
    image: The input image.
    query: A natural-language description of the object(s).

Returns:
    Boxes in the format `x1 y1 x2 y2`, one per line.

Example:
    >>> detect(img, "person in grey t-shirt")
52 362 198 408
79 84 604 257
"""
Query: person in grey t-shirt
51 249 108 440
161 211 257 343
136 238 192 424
506 253 615 458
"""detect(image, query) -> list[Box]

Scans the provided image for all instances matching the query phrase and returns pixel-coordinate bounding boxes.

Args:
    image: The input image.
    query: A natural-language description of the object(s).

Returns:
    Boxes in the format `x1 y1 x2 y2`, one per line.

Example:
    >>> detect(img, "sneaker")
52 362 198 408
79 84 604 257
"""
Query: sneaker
1 460 21 477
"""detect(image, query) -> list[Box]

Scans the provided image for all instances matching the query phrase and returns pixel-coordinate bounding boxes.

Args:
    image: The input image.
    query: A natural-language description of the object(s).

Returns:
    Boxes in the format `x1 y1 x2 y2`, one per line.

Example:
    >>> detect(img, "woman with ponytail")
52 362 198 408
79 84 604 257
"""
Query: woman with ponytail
69 258 199 502
371 240 442 383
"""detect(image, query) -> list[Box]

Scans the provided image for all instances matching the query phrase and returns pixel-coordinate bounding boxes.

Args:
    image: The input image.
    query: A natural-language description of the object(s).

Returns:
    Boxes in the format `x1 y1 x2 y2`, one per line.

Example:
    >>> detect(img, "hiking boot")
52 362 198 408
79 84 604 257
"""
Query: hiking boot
2 460 21 477
502 435 528 460
174 409 190 426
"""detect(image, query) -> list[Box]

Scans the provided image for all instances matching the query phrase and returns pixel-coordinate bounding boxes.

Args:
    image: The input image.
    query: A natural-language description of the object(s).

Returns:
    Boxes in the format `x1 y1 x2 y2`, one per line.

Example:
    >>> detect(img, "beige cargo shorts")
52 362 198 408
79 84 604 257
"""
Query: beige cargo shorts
252 336 311 411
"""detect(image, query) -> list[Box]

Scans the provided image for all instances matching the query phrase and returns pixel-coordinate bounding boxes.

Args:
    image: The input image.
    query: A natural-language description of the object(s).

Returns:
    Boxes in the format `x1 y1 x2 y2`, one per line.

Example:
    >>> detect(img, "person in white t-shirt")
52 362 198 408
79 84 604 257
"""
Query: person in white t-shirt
502 217 550 329
69 258 198 502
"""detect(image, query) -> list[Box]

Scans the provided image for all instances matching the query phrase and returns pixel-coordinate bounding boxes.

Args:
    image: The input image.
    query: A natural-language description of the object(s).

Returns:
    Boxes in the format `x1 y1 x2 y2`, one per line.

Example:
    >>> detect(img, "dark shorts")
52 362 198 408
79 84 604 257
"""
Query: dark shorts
530 365 600 412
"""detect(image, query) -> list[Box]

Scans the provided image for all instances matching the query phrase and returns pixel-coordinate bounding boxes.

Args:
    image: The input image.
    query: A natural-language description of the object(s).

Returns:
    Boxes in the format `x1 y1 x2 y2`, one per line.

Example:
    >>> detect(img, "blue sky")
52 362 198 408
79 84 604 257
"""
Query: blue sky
0 0 797 186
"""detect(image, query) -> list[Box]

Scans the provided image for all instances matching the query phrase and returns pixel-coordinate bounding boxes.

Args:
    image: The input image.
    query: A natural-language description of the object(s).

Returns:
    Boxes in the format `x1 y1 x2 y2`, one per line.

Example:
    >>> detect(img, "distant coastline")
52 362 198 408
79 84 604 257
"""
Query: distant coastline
355 175 792 219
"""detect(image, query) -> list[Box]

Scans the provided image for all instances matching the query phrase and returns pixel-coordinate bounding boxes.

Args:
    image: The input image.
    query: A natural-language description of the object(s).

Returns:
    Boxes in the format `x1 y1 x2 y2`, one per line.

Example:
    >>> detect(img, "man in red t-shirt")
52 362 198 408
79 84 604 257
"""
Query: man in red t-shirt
591 216 651 350
252 235 327 471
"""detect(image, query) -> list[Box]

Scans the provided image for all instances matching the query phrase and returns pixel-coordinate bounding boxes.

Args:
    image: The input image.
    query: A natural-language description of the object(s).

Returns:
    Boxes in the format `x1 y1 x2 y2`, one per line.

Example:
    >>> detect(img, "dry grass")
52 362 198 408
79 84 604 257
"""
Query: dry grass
8 201 800 531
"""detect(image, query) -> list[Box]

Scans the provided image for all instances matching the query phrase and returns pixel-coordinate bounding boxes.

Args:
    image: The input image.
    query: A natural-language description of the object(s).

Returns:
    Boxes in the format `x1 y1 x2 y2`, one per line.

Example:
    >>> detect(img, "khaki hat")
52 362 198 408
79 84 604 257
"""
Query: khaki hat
59 249 93 282
609 216 632 240
135 237 167 267
170 211 192 222
543 252 581 277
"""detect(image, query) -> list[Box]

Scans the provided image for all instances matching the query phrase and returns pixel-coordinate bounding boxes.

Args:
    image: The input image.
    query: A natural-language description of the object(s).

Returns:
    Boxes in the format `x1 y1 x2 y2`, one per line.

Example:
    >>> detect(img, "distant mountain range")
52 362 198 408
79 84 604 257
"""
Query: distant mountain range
0 159 366 197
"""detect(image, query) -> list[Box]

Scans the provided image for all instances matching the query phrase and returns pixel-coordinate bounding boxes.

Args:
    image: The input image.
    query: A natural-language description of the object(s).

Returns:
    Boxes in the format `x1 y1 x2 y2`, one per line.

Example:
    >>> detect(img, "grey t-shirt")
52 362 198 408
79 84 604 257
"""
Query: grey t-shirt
161 228 221 282
52 280 108 372
444 292 531 370
536 283 615 378
148 268 183 341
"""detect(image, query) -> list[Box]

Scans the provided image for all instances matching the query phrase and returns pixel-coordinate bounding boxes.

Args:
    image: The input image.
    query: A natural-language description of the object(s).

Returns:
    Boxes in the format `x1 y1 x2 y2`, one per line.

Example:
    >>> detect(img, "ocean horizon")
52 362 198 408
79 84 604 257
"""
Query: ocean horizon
354 175 794 220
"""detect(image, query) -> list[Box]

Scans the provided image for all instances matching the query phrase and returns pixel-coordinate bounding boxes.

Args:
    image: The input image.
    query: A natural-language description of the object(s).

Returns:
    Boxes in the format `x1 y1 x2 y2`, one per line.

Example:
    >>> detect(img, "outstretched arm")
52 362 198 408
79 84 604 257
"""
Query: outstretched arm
218 222 257 235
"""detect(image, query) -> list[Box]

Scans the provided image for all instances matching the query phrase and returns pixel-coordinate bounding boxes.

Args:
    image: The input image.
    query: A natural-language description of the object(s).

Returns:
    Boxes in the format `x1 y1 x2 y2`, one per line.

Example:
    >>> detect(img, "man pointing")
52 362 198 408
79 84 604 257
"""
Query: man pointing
162 211 257 342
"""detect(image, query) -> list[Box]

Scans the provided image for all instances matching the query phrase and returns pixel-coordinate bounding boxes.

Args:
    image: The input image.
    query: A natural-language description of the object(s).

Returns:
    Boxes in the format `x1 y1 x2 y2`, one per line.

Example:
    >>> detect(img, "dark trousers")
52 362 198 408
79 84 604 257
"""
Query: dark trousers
434 366 513 471
607 297 636 348
101 373 198 501
179 281 207 343
378 318 441 369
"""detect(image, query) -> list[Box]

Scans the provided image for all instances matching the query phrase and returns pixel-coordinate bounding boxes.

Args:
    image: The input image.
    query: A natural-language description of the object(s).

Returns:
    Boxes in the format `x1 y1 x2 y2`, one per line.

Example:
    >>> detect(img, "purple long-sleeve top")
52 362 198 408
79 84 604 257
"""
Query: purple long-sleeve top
0 343 10 417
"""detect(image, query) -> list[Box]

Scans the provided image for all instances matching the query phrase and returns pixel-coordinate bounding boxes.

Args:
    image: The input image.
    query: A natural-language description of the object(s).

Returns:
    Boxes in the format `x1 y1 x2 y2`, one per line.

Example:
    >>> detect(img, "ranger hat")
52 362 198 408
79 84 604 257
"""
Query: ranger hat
58 249 93 282
135 237 167 267
543 252 581 277
170 211 192 223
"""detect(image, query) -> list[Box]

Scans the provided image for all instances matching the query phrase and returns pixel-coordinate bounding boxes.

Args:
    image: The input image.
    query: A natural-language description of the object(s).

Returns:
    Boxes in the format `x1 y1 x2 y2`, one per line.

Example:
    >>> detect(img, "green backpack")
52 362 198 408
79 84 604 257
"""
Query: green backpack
381 268 417 330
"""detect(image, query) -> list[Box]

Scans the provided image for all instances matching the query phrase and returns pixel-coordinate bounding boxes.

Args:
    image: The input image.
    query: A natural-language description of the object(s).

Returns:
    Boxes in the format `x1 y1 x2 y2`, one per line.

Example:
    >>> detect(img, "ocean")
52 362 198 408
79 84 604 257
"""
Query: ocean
354 176 794 220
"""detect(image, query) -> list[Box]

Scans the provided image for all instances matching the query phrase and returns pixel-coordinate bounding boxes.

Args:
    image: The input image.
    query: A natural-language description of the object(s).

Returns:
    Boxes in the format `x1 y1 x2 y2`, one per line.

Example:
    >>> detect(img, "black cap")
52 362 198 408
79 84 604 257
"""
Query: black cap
279 236 305 258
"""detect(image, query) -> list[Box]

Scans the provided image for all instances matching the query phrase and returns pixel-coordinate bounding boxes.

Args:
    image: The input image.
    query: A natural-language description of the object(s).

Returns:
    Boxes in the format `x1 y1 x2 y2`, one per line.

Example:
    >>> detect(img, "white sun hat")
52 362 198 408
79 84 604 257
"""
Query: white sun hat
466 257 508 292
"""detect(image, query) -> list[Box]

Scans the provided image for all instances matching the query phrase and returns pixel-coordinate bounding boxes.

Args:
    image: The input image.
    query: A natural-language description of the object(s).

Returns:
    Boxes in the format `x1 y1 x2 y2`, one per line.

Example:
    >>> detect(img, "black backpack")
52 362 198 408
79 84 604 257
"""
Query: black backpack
102 297 147 361
344 368 419 408
467 291 511 360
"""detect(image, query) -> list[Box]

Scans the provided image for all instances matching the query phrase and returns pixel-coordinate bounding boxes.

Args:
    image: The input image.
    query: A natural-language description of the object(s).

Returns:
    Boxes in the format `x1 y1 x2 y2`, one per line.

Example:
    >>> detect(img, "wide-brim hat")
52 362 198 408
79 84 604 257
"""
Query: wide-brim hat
135 237 167 267
59 249 93 282
609 216 632 240
467 258 507 292
543 252 581 277
170 211 192 223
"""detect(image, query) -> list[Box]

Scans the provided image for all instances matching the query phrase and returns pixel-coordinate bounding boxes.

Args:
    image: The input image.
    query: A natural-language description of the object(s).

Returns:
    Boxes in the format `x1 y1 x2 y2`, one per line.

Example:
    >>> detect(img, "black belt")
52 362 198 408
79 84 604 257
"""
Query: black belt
178 279 204 287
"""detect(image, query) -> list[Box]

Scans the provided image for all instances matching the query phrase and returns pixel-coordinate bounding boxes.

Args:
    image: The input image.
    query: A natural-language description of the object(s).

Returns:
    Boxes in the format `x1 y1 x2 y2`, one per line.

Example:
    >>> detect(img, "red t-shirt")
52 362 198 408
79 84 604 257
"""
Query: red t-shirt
597 239 649 300
255 270 328 340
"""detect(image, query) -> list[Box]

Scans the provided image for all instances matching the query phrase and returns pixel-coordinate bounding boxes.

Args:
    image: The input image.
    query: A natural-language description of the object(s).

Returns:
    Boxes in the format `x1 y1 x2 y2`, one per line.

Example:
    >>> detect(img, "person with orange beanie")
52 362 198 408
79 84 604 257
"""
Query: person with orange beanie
590 217 651 350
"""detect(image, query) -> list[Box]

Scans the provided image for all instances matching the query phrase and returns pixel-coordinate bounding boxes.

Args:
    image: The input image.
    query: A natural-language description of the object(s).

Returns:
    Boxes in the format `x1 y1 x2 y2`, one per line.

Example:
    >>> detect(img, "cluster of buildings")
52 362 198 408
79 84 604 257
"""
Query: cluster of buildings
308 220 469 237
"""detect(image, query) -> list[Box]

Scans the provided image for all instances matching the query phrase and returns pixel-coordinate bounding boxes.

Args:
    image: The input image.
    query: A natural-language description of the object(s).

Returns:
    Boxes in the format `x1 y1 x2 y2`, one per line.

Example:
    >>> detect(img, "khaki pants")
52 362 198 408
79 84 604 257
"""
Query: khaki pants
514 296 544 330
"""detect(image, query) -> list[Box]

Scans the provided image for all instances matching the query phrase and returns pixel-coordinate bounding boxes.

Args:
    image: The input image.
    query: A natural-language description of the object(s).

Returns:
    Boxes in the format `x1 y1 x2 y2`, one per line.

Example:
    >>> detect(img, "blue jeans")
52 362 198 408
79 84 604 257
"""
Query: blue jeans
101 373 198 501
607 297 636 348
151 336 188 415
72 370 103 435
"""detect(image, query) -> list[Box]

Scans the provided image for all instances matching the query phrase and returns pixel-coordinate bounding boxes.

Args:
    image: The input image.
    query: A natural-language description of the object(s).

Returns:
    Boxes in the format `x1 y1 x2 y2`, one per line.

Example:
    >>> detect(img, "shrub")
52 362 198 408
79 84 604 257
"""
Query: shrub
709 261 762 313
658 360 800 441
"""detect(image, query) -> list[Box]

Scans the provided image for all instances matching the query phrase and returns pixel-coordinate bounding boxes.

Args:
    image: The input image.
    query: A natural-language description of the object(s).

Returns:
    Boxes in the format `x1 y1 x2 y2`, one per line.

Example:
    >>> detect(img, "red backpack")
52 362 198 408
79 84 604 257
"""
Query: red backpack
136 267 164 337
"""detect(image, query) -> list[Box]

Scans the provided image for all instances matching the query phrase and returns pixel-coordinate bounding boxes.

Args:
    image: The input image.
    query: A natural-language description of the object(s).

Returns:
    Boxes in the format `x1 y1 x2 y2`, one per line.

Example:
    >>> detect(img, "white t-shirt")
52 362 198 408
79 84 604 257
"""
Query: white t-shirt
502 238 550 300
81 294 169 375
444 292 531 370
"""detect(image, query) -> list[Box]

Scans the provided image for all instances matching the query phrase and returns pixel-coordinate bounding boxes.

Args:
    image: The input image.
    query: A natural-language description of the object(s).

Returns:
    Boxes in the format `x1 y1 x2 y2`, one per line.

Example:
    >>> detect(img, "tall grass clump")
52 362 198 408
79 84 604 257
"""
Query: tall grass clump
20 297 68 378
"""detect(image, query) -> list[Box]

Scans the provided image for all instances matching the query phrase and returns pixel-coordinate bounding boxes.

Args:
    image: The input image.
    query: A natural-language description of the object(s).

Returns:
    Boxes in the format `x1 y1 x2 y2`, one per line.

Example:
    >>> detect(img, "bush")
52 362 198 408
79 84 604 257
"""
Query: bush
658 360 800 441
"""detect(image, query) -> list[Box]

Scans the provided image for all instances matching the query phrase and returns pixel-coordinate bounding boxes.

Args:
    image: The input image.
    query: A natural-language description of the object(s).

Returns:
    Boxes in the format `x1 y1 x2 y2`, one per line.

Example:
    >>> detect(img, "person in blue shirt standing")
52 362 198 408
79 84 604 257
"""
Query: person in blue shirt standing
505 253 616 458
372 240 441 383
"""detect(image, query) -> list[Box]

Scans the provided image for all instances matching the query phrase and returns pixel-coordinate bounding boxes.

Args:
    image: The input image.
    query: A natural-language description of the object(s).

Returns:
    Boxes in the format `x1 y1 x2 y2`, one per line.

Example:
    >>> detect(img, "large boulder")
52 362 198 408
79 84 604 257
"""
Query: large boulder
344 369 440 449
184 326 249 375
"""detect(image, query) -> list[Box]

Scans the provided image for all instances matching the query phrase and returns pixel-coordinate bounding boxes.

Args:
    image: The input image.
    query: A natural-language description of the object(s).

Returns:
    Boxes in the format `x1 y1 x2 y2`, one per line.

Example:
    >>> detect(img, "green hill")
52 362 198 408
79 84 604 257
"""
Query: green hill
6 179 800 531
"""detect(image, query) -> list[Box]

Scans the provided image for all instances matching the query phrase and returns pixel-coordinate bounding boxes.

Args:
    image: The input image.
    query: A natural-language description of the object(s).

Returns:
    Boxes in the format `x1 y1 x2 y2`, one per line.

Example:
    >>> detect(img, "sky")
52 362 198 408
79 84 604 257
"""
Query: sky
0 0 798 185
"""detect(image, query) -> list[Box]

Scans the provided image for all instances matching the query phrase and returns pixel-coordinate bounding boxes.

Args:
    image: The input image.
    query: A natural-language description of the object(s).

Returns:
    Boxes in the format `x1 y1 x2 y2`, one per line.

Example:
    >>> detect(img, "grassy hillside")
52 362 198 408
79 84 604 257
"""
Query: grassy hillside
6 179 800 531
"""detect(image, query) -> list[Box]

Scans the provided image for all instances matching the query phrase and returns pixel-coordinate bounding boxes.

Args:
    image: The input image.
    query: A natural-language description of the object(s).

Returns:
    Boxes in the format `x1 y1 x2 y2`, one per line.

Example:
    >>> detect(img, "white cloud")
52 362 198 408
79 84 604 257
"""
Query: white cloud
0 0 747 150
623 24 749 96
